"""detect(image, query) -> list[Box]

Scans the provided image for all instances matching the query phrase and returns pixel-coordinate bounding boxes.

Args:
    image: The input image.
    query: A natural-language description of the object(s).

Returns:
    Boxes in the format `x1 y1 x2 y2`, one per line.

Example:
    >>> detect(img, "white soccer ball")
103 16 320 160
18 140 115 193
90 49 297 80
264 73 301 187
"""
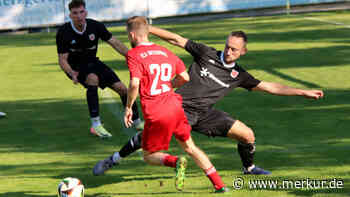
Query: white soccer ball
57 177 84 197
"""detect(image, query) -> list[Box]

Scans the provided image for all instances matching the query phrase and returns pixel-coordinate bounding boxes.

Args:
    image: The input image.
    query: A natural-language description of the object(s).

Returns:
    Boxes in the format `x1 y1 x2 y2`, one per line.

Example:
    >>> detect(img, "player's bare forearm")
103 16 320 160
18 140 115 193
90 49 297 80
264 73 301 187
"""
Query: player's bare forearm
253 81 324 99
125 78 139 127
107 37 129 57
149 26 188 48
126 78 140 109
171 71 190 88
58 53 74 75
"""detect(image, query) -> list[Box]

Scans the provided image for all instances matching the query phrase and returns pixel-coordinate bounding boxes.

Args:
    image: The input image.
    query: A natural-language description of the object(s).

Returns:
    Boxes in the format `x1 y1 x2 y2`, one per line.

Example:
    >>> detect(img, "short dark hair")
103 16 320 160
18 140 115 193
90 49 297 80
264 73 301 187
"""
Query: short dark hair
69 0 86 10
230 31 247 42
126 16 149 34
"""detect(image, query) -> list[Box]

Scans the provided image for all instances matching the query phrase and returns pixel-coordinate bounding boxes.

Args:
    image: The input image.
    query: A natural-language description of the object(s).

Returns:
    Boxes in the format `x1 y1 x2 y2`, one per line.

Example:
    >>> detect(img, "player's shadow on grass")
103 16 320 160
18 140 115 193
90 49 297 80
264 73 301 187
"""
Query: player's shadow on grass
0 192 96 197
99 191 196 196
0 192 55 197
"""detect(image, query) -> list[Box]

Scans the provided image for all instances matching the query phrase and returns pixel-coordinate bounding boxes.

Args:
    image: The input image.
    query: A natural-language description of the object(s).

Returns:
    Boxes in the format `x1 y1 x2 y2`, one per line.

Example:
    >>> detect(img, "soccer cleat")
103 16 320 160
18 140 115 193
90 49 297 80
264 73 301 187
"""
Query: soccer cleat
243 166 271 175
90 125 112 138
175 156 187 191
215 187 230 193
132 118 144 131
0 112 6 118
93 156 118 176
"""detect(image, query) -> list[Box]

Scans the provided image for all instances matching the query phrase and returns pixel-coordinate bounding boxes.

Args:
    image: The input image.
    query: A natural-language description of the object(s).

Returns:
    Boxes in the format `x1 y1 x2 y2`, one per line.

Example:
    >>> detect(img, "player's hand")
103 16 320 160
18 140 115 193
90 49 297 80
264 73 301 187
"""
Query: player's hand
71 71 79 84
303 90 324 100
124 107 134 128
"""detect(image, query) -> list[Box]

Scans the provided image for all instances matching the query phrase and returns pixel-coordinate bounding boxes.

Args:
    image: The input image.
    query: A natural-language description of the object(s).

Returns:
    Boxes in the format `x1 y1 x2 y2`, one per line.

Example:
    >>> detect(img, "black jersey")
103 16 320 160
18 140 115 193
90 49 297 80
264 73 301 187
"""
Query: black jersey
56 18 112 71
175 40 261 111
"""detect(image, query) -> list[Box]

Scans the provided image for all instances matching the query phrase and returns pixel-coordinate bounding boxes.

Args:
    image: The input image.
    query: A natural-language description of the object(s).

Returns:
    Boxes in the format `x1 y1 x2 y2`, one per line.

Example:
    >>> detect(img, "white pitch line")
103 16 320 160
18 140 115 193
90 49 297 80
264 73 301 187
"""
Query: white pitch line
304 17 350 28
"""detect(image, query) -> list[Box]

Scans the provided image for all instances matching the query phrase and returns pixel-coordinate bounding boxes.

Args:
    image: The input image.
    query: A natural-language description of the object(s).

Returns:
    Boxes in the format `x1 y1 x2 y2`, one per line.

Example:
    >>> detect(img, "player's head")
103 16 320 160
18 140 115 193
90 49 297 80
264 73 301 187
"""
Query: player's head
69 0 87 28
126 16 149 48
223 31 248 64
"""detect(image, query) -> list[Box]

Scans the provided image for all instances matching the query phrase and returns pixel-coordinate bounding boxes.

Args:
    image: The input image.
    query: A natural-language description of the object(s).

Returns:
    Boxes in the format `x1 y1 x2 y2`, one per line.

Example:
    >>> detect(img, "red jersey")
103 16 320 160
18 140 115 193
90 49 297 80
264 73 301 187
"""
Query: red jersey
127 43 186 119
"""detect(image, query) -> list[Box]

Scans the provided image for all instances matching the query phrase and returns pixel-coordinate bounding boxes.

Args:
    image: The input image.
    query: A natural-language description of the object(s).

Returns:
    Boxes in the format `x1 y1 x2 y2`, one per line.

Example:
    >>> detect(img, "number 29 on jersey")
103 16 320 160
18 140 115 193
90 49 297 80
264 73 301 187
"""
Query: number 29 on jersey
150 63 172 96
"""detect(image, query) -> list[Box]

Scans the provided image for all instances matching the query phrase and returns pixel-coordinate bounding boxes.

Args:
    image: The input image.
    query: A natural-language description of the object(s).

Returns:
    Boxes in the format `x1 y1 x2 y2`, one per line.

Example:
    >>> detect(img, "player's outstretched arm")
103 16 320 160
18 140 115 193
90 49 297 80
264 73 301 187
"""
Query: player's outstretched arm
171 71 190 88
58 53 79 84
124 77 140 128
149 26 188 49
107 37 129 57
252 81 324 99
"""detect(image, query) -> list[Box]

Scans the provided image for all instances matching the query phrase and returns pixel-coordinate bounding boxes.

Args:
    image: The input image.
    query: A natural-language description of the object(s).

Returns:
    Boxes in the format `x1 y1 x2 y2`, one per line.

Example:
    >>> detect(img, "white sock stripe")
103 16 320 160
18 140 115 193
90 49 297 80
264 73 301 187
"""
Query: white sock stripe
130 139 134 147
206 166 217 175
112 152 121 163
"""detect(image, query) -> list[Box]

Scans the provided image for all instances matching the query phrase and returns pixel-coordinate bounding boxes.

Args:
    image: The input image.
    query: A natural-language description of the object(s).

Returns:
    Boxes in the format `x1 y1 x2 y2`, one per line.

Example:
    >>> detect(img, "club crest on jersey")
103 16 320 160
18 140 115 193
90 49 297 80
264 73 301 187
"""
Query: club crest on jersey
231 69 239 78
89 34 95 41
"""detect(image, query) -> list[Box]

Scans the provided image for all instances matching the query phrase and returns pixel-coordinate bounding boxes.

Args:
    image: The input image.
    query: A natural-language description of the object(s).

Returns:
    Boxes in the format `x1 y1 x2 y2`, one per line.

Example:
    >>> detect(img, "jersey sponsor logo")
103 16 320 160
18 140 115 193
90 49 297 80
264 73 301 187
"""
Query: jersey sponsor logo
87 45 97 50
71 40 76 44
89 34 95 41
231 69 239 78
200 67 230 88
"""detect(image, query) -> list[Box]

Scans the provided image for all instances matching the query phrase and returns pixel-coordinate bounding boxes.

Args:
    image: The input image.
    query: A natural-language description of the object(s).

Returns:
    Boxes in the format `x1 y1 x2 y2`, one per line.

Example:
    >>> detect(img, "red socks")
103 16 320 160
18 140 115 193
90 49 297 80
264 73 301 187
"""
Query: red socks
162 156 225 190
162 154 178 168
204 166 225 190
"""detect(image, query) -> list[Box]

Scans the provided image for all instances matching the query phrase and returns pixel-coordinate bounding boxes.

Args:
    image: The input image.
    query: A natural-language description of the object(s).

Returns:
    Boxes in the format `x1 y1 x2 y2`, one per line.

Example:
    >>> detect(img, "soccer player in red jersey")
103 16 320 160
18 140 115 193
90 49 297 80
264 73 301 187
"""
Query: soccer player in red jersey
94 16 228 193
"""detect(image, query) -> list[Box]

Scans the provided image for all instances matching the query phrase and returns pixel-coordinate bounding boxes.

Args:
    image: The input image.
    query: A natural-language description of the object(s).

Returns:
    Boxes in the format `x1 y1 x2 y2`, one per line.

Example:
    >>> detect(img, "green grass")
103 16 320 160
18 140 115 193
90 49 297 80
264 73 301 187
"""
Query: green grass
1 10 350 197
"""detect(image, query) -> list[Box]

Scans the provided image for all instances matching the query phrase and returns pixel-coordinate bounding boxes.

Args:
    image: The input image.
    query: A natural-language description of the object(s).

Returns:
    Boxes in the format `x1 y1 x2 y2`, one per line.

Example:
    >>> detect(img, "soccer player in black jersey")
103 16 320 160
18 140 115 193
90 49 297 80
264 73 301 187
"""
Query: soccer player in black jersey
56 0 143 138
93 27 323 175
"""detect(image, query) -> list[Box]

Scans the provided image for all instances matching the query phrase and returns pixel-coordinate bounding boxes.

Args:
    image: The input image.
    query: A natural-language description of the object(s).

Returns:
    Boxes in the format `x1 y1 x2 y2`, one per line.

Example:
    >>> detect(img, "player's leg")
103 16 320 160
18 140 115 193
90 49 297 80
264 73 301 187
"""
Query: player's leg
227 120 270 175
173 107 228 193
92 131 142 176
85 73 112 138
175 136 227 192
142 150 187 191
193 108 270 175
105 107 197 166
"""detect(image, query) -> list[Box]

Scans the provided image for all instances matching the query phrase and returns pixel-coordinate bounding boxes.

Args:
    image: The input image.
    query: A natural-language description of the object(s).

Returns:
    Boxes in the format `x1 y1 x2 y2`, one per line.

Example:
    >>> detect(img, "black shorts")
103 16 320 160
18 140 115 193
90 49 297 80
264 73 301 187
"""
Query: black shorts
184 106 236 137
66 60 121 89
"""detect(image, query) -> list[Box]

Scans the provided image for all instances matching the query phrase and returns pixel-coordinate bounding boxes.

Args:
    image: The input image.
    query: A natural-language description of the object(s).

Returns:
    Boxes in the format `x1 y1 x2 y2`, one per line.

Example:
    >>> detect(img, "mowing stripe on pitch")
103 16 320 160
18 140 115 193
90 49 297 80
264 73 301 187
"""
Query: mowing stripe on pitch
304 17 350 28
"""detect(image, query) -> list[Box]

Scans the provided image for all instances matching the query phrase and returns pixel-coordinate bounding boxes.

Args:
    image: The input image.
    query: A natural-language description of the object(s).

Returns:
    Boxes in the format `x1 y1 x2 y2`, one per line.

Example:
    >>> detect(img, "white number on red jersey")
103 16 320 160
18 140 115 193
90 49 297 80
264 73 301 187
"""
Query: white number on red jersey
150 63 172 95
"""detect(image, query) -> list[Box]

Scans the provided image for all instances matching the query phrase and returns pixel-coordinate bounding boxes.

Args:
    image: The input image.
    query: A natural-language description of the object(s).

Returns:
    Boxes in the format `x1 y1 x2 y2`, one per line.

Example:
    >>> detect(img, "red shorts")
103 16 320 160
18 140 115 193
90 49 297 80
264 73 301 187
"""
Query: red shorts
141 94 191 153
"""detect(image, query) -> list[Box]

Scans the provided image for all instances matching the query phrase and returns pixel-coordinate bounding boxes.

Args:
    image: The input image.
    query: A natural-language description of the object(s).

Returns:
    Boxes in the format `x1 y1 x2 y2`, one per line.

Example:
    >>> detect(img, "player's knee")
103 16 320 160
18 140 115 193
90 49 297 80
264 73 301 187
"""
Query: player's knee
142 153 152 164
242 127 255 144
228 120 255 143
143 155 151 164
86 74 99 86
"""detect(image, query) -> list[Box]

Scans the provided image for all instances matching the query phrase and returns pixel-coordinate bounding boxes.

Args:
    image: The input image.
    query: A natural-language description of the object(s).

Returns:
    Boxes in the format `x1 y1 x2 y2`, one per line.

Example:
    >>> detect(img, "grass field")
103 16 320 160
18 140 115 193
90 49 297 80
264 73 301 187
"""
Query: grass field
0 10 350 197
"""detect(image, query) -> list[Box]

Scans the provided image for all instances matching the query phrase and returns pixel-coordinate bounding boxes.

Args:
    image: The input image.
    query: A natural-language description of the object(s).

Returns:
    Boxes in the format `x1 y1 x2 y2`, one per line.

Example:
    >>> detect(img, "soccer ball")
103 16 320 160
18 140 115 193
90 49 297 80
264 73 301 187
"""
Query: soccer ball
57 177 84 197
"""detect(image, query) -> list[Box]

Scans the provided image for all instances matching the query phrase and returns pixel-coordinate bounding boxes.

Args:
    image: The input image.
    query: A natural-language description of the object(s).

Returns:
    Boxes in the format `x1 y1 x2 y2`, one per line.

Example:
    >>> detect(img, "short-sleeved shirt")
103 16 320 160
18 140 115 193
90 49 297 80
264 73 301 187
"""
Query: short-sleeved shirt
127 43 186 116
127 43 190 152
175 40 261 111
56 18 112 71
